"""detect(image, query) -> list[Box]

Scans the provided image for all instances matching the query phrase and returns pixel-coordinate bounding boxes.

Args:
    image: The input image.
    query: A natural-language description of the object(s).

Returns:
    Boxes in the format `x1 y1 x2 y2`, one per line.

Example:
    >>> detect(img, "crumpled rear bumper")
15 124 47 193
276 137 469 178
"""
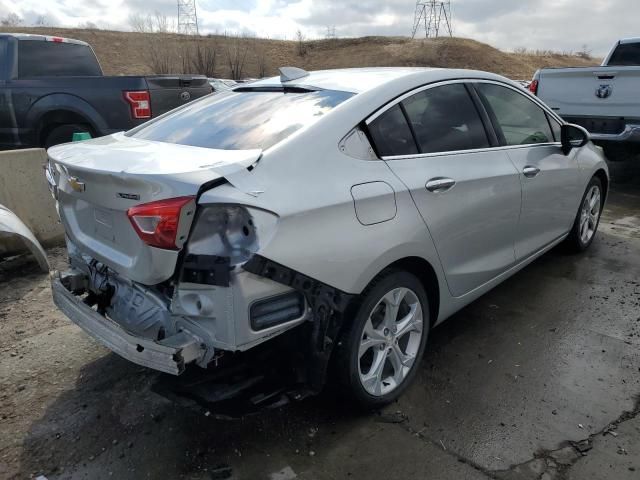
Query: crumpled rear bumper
51 272 205 375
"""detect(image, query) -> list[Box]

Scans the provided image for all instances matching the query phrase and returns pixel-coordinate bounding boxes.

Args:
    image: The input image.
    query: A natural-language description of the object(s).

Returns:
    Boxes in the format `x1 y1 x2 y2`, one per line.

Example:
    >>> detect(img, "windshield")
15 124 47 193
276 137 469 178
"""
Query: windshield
130 89 354 151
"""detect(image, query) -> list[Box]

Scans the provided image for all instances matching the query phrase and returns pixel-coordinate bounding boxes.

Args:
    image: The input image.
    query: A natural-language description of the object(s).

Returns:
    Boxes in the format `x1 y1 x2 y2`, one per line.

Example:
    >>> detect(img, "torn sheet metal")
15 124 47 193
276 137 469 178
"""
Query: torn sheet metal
0 204 49 272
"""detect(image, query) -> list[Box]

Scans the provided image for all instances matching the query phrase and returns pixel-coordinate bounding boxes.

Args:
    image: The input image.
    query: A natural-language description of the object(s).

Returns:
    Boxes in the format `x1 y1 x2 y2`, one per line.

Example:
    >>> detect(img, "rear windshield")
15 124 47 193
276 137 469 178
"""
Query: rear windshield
18 40 102 77
129 89 355 151
607 42 640 66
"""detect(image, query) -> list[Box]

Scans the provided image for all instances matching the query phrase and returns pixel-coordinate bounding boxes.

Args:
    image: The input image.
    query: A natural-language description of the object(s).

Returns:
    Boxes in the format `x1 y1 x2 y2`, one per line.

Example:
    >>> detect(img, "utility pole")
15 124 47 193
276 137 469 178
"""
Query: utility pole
177 0 199 35
412 1 452 39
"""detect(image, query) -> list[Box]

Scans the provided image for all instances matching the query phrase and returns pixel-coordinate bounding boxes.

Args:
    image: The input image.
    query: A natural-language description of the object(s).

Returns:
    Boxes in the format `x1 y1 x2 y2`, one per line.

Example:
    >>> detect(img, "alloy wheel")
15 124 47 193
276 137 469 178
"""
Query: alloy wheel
358 287 424 396
579 185 601 245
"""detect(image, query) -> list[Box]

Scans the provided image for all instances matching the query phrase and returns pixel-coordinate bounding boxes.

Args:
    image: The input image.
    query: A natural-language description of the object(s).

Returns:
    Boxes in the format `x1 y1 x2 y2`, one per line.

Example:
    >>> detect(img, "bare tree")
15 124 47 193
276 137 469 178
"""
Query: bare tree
225 33 249 80
190 40 217 77
576 44 592 60
34 15 48 27
254 43 268 78
295 29 307 56
153 11 170 33
1 13 22 26
129 12 148 32
147 38 174 73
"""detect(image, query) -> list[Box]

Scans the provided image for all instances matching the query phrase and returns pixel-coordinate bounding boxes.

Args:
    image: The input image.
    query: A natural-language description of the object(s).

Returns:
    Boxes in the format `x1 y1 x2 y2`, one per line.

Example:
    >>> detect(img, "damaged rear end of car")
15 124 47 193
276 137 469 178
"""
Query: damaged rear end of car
47 84 356 388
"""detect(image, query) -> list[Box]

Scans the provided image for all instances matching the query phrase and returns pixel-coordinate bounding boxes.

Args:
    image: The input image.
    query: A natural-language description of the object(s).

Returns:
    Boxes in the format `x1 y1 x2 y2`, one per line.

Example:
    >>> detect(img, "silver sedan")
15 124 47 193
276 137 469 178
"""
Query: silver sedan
48 67 608 408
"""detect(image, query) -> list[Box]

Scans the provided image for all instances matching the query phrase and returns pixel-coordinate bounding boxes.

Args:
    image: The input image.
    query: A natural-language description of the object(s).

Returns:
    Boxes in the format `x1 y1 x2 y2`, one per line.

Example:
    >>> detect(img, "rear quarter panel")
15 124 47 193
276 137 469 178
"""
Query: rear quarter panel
197 83 452 321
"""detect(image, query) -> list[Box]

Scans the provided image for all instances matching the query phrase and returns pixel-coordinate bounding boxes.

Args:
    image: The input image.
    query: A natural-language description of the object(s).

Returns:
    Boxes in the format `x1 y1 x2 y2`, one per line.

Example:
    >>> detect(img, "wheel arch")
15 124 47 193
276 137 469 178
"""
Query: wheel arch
593 168 609 202
26 94 107 146
355 256 441 329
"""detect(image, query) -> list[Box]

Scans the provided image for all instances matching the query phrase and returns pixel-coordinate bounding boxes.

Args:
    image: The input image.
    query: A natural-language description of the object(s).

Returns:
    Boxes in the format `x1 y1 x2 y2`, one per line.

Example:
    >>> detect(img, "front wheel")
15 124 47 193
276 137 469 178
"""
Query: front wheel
335 271 429 408
566 176 604 251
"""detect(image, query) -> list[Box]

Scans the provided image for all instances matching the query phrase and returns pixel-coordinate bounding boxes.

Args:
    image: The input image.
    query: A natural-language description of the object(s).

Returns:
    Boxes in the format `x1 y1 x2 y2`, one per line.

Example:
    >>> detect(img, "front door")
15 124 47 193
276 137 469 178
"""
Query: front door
367 82 522 298
474 82 581 259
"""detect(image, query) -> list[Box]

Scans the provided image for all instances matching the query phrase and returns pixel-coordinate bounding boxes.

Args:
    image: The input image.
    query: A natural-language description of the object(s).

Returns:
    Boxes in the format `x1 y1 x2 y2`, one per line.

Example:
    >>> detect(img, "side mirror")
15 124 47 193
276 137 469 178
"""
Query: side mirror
561 124 590 155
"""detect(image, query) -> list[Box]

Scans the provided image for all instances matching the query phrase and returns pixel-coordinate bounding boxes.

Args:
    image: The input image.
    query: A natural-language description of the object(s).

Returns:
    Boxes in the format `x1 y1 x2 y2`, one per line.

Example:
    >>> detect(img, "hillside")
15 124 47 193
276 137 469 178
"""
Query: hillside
5 27 598 80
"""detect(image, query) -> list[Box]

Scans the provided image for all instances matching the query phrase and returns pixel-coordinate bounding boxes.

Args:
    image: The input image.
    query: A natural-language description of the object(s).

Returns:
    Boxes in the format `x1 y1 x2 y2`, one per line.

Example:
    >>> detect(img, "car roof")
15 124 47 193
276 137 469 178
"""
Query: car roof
248 67 512 94
0 32 89 46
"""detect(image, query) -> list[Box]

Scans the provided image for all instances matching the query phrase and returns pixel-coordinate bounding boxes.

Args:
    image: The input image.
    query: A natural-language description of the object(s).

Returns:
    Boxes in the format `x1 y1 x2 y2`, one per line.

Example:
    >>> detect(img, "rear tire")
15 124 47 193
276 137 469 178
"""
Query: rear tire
43 124 93 148
565 176 604 252
335 270 429 409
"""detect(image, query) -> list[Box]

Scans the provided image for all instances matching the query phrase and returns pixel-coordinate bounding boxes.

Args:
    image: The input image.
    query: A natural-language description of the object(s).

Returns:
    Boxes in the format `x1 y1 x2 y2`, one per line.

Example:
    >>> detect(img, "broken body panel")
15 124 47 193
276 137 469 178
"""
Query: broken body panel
0 204 49 272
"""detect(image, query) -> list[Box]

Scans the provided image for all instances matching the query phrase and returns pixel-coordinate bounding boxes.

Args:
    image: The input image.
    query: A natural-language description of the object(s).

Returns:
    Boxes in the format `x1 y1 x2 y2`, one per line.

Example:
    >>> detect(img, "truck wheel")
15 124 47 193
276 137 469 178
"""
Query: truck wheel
335 270 429 408
565 176 604 252
43 124 93 149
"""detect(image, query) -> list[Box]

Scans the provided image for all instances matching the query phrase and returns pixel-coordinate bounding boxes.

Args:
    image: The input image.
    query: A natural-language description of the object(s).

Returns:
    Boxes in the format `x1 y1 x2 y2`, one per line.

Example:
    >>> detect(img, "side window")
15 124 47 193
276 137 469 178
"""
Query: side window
402 84 490 153
547 113 562 142
476 83 553 146
368 104 418 157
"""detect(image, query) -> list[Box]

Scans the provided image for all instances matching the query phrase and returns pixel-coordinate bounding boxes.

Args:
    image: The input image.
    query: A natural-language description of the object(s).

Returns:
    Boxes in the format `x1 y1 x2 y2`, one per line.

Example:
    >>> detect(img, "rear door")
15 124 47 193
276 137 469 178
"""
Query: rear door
474 82 580 260
367 81 522 298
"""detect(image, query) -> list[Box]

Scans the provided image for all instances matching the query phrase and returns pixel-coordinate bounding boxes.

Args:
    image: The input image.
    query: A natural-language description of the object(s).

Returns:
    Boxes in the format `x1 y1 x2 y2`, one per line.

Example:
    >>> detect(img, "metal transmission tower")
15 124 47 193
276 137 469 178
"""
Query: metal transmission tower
177 0 199 35
412 1 452 39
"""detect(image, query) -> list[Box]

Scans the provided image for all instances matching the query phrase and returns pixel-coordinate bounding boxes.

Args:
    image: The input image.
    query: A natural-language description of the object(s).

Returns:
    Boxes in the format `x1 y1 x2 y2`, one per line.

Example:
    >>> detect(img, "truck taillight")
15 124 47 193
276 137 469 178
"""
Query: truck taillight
127 197 195 250
123 90 152 119
529 79 539 96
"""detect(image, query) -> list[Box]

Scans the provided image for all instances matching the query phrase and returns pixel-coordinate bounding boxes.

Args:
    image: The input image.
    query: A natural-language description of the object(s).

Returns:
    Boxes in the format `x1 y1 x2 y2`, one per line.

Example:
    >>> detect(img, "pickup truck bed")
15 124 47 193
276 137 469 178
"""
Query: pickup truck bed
0 33 212 149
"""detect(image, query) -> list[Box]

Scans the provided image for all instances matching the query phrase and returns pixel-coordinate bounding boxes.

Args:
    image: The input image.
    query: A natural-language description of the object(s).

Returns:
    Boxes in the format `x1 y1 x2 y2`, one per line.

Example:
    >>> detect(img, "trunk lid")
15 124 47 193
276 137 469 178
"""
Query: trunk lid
538 66 640 120
48 132 261 285
145 75 212 116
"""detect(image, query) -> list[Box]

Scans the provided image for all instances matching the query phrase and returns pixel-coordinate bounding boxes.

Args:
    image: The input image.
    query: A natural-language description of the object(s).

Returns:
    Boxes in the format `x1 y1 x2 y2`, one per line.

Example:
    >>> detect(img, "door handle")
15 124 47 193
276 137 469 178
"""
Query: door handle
523 166 541 178
426 177 456 193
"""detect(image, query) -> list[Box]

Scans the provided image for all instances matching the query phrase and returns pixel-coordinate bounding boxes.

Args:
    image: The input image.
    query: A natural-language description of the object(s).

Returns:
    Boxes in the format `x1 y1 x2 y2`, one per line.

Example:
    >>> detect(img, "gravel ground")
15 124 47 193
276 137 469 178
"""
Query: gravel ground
0 184 639 480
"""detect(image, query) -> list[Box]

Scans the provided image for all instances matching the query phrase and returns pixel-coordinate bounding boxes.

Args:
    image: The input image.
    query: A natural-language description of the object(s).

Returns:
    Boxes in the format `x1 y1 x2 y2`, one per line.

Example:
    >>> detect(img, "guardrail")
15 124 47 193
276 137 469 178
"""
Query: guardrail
0 148 64 256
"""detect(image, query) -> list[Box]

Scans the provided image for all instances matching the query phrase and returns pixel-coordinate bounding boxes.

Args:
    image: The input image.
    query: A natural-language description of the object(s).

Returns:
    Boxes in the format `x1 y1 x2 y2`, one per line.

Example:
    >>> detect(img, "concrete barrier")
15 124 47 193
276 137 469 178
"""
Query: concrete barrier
0 148 64 255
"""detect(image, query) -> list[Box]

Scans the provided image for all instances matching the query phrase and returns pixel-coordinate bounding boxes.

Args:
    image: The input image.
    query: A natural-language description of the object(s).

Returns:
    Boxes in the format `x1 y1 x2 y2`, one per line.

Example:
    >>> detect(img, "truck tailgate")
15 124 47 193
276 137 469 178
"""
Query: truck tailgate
538 66 640 119
146 76 212 116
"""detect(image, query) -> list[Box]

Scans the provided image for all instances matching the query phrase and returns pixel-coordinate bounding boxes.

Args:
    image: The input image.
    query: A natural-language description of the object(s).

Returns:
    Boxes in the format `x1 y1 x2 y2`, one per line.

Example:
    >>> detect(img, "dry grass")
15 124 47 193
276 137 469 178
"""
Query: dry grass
5 27 599 80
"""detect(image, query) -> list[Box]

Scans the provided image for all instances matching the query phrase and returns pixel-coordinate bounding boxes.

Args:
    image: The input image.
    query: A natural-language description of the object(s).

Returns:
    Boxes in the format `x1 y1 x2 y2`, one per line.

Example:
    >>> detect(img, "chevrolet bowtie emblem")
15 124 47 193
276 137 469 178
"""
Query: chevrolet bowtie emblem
68 176 85 193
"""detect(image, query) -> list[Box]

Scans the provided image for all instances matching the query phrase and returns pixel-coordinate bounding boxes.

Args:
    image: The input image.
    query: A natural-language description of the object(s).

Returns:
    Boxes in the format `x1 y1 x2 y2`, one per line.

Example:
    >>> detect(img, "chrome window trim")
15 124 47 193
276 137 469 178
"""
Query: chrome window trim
365 78 565 160
380 142 562 161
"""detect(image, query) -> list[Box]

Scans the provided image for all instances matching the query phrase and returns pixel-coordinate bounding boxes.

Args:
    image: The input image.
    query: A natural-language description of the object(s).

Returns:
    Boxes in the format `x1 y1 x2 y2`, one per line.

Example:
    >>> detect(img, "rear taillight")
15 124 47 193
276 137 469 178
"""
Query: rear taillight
123 90 152 119
127 196 195 250
529 79 539 96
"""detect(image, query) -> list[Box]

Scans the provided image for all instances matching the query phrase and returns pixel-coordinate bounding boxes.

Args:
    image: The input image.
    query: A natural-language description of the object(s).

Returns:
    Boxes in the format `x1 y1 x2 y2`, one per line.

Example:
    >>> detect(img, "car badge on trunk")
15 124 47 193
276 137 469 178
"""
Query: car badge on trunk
595 84 612 99
180 91 191 101
68 176 85 193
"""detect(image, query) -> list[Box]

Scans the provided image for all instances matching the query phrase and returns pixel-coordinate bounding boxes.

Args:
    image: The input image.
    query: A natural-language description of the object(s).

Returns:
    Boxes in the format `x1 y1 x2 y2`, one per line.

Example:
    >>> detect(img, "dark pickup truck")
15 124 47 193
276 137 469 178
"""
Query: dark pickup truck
0 33 212 148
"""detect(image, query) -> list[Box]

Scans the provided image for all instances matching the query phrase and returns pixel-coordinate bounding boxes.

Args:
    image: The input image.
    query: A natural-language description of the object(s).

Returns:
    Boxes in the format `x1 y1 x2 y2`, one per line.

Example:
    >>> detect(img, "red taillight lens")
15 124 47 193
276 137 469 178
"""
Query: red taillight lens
529 79 539 96
127 196 195 250
123 90 152 119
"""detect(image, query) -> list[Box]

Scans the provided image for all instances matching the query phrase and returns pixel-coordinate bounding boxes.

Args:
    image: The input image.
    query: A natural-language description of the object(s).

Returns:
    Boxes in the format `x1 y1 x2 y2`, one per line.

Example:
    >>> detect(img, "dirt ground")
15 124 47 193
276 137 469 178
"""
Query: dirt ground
1 177 640 480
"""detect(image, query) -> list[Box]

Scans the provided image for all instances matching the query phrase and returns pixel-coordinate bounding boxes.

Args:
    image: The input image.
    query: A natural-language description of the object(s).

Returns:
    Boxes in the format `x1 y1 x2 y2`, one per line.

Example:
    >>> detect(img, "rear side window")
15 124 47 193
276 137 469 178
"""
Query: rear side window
368 104 419 157
18 41 101 77
402 84 490 153
607 43 640 66
131 89 354 150
477 83 553 146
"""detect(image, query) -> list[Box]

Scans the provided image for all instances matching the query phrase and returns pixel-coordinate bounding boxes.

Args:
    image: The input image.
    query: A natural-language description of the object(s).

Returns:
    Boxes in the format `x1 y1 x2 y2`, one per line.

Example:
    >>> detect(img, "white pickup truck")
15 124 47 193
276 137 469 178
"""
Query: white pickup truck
530 38 640 152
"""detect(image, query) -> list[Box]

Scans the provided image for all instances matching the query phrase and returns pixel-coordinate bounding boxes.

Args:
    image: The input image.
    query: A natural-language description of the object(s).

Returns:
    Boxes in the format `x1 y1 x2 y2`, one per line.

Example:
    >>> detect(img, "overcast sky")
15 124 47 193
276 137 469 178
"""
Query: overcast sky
1 0 638 55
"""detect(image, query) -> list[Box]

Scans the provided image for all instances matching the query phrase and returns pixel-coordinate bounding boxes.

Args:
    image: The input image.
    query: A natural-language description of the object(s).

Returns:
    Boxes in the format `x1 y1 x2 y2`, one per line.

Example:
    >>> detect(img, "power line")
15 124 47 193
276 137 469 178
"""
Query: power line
412 1 452 39
177 0 199 35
